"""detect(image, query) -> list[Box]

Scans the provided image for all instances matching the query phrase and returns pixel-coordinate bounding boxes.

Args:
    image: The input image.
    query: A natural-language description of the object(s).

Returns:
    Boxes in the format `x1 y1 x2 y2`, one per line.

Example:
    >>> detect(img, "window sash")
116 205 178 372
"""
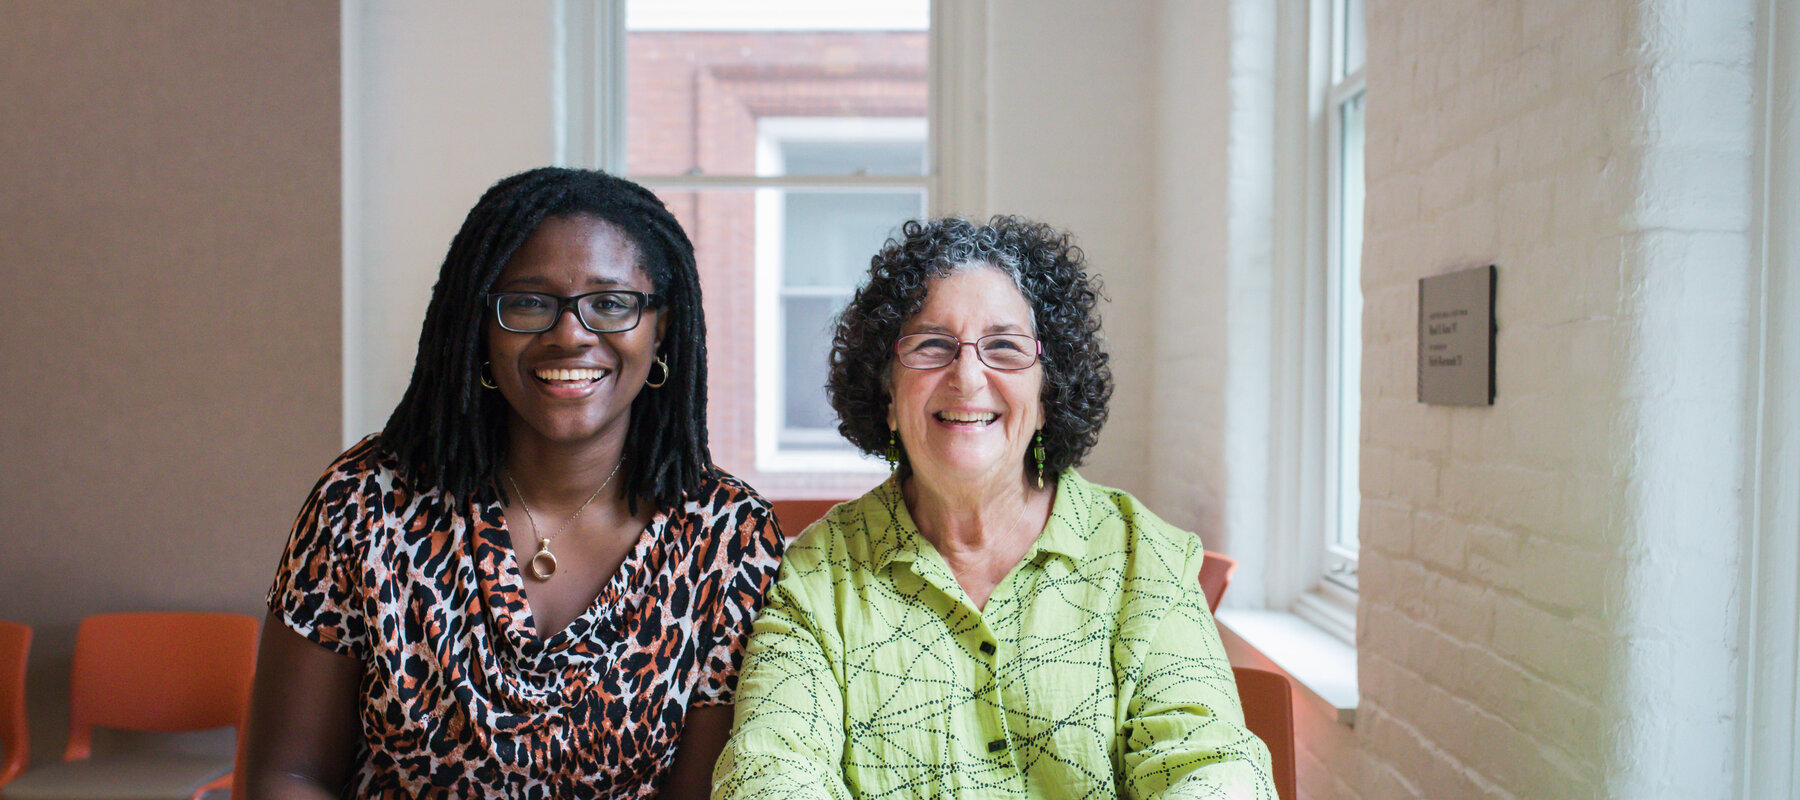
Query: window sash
584 2 944 476
1316 5 1365 598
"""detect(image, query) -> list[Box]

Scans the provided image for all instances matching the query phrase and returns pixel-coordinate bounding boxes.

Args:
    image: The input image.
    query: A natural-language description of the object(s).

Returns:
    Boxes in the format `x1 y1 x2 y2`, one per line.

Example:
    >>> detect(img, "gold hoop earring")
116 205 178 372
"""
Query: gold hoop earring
480 361 499 390
645 356 669 389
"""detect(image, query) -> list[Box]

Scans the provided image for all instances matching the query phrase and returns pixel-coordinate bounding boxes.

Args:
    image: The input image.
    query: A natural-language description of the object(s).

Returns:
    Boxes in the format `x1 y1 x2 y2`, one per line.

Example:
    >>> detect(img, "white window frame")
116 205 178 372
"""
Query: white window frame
1278 0 1362 641
1322 70 1364 591
1740 0 1800 792
555 0 986 478
752 117 928 473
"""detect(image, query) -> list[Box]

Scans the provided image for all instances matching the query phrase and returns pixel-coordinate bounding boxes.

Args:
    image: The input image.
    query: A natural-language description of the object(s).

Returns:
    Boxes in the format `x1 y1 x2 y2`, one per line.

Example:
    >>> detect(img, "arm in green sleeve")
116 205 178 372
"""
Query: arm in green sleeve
711 583 851 800
1120 555 1278 800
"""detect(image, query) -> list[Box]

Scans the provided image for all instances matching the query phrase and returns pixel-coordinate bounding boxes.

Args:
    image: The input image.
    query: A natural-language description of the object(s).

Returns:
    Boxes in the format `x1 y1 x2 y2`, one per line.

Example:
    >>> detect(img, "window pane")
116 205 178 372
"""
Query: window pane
782 293 848 443
780 188 924 448
784 190 922 286
647 185 924 469
624 3 930 485
625 2 929 177
649 188 761 474
783 138 926 177
1336 90 1365 553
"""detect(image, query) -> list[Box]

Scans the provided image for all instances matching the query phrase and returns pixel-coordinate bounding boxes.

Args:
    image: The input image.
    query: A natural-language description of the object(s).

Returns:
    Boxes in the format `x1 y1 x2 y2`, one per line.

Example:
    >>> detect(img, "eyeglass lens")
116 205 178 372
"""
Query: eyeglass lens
895 333 1039 370
493 292 645 333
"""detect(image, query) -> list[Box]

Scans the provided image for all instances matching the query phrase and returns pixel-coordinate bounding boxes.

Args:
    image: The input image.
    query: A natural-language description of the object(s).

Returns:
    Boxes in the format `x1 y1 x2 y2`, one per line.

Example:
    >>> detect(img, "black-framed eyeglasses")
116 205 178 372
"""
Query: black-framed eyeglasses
487 290 663 334
894 333 1042 371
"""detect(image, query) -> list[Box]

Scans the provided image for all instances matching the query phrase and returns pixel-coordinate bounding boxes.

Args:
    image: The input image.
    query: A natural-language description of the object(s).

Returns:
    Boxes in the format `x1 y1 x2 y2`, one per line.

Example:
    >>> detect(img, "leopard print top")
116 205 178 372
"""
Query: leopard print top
268 436 786 798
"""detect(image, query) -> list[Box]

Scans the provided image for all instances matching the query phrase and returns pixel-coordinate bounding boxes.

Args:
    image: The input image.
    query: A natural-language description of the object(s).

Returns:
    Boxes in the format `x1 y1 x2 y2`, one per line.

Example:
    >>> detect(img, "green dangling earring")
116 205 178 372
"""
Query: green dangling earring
1032 430 1046 488
885 430 901 470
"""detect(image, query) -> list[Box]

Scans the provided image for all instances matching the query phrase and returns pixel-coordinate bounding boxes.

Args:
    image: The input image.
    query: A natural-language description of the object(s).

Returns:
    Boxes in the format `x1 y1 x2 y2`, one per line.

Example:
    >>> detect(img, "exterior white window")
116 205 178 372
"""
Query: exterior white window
753 118 928 469
557 0 983 491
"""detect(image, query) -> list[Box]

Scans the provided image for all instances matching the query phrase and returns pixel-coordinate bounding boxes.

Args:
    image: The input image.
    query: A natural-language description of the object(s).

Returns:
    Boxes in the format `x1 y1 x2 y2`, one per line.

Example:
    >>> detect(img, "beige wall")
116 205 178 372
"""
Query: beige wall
982 0 1159 498
0 0 340 763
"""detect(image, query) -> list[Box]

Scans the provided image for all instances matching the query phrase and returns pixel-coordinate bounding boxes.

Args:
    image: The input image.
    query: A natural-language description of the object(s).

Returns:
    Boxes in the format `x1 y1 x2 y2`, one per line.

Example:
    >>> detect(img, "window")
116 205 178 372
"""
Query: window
754 119 927 468
557 0 982 492
1323 0 1364 592
1277 0 1364 637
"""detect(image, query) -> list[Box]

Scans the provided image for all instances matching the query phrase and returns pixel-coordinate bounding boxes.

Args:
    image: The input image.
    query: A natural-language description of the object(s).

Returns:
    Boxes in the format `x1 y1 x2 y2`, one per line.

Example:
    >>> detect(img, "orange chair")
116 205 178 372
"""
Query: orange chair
1234 666 1297 800
0 621 30 788
2 612 258 800
770 499 842 538
1199 550 1239 612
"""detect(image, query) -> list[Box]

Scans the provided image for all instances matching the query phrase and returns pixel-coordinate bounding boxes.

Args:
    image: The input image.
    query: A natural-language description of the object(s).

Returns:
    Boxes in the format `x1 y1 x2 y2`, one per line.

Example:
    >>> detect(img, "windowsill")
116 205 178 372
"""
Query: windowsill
1215 607 1358 726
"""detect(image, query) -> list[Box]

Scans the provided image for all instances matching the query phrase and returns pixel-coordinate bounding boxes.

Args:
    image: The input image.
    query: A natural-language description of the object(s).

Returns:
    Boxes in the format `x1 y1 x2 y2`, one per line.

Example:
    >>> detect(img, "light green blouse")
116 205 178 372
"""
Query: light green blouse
712 471 1276 800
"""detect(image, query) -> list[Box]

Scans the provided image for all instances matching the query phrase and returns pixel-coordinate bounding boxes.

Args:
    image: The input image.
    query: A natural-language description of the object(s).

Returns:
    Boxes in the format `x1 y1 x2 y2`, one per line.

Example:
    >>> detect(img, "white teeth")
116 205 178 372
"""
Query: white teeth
937 411 998 424
536 368 607 382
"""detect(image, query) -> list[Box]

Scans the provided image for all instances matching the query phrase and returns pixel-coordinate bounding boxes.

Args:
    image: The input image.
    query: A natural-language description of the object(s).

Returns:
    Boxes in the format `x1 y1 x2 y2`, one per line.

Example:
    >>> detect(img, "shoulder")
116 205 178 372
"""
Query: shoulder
674 467 785 561
674 468 775 529
297 436 394 531
292 435 452 552
776 481 899 586
1062 472 1204 571
310 435 386 494
785 484 878 558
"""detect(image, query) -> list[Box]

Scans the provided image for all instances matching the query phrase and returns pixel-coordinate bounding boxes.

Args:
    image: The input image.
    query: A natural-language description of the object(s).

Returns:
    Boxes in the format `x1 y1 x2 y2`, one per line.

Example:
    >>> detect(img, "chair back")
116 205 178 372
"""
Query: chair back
769 499 841 538
0 619 30 787
1233 666 1296 800
1199 550 1238 612
65 612 258 761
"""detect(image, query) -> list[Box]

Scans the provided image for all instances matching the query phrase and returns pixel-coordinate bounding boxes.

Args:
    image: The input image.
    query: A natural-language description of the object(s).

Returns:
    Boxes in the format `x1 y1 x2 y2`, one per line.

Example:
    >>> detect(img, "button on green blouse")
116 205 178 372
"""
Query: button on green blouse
713 472 1276 799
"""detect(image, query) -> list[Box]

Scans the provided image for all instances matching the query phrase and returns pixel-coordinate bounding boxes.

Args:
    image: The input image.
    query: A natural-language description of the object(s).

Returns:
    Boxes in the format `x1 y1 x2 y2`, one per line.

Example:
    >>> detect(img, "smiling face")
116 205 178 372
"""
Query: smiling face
886 265 1045 492
486 214 666 457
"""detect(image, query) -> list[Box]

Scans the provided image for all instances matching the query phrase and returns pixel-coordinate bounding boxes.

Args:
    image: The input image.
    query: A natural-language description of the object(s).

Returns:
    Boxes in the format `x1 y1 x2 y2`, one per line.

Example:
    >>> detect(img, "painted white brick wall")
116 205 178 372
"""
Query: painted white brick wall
1146 0 1761 796
1354 0 1634 791
1349 0 1756 796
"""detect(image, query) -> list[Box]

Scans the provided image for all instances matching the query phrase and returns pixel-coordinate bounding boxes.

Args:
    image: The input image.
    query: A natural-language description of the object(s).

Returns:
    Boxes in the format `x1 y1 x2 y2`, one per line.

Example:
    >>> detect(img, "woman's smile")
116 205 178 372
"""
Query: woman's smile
933 409 1001 427
531 365 613 397
536 366 610 384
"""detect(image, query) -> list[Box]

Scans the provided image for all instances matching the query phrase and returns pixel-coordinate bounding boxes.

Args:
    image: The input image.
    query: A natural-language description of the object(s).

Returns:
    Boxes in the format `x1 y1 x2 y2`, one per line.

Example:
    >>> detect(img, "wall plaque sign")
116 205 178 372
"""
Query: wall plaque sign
1418 264 1496 406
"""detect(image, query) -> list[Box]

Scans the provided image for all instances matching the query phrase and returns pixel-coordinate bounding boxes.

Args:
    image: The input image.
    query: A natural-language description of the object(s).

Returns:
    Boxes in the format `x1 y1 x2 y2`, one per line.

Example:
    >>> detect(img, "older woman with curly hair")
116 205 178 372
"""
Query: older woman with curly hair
713 216 1274 799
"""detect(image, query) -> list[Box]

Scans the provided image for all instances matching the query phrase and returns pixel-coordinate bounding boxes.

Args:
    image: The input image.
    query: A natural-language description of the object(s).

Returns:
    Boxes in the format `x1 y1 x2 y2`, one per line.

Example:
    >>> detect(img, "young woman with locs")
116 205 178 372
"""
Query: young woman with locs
243 168 784 798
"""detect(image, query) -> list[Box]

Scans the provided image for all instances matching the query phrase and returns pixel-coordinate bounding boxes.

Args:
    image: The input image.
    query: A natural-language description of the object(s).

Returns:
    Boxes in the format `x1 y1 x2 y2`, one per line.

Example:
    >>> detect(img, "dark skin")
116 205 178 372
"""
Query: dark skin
242 217 734 798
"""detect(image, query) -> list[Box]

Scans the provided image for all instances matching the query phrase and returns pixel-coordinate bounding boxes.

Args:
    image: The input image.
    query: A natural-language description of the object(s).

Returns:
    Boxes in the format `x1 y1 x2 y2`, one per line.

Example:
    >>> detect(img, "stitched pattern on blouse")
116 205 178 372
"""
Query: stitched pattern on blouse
715 472 1276 799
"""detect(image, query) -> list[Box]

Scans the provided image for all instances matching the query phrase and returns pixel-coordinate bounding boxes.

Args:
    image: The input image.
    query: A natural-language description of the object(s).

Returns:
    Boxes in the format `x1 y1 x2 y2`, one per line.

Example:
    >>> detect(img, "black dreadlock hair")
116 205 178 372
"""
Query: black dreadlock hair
378 167 710 512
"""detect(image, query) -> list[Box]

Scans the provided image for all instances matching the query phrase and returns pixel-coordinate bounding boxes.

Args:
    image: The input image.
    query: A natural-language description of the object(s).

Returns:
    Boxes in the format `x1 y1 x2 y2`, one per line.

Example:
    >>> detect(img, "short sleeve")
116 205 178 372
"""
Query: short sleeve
692 485 787 707
265 441 381 659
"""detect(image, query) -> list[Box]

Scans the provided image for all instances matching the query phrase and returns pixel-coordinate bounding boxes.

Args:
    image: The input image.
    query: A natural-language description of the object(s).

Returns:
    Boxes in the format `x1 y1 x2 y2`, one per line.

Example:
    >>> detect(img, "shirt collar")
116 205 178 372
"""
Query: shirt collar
1028 469 1095 561
865 470 1098 569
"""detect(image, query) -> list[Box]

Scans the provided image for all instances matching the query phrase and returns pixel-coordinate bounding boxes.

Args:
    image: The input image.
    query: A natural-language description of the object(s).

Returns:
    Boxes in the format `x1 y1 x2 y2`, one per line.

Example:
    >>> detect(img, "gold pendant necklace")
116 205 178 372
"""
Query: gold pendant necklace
505 459 623 581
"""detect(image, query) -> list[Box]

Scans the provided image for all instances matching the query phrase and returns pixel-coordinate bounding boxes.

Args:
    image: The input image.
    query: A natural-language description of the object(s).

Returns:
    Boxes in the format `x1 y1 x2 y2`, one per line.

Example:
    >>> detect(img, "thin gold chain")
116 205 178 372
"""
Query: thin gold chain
506 458 623 554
